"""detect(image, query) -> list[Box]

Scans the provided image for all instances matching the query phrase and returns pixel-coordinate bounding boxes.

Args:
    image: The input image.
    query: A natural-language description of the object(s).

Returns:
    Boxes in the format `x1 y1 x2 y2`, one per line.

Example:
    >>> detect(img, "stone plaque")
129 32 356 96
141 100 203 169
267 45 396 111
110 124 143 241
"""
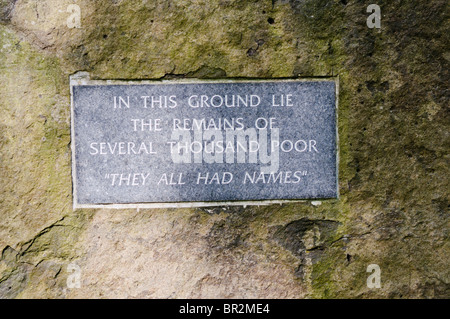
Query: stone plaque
70 76 338 208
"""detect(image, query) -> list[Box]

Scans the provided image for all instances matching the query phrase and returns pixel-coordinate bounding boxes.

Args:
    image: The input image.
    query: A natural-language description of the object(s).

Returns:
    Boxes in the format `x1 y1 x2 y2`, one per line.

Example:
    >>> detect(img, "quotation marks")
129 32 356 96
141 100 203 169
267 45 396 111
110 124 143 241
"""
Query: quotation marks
67 4 81 29
67 263 81 289
366 264 381 289
367 4 381 29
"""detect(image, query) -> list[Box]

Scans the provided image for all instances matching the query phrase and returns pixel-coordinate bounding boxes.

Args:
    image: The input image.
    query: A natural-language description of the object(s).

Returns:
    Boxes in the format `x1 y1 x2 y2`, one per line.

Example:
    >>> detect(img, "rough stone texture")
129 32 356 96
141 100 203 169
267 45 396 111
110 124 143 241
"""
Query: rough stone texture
0 0 448 298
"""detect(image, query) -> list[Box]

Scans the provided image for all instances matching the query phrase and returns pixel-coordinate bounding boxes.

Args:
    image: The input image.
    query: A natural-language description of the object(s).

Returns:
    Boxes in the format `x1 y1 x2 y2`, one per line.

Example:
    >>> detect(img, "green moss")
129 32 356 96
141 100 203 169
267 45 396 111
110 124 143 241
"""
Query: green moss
1 0 448 298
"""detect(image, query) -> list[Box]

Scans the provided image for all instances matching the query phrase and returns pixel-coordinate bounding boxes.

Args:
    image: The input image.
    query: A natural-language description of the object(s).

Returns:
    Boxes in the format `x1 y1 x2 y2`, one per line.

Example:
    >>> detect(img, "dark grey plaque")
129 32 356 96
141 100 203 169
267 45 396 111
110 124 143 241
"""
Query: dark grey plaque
70 77 337 208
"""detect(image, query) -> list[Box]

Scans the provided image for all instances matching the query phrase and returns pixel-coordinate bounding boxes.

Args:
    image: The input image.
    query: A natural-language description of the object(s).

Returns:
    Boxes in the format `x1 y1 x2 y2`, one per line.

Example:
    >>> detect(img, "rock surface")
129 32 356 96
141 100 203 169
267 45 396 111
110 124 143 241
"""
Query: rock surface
0 0 448 298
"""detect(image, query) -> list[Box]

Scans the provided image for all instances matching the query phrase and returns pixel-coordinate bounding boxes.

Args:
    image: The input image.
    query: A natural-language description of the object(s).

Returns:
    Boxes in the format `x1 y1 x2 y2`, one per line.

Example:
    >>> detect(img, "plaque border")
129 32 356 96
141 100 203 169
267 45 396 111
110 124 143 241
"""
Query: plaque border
70 73 339 209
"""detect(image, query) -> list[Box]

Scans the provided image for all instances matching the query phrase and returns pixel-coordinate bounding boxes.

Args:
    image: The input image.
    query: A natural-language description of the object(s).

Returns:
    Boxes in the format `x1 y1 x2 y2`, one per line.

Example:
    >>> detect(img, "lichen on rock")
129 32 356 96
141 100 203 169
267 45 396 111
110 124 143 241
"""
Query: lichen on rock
0 0 448 299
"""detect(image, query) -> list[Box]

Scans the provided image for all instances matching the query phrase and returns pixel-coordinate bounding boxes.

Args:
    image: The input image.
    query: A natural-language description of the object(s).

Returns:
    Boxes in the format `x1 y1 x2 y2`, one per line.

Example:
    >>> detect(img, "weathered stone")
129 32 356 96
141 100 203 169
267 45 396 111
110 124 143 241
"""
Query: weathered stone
0 0 448 299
